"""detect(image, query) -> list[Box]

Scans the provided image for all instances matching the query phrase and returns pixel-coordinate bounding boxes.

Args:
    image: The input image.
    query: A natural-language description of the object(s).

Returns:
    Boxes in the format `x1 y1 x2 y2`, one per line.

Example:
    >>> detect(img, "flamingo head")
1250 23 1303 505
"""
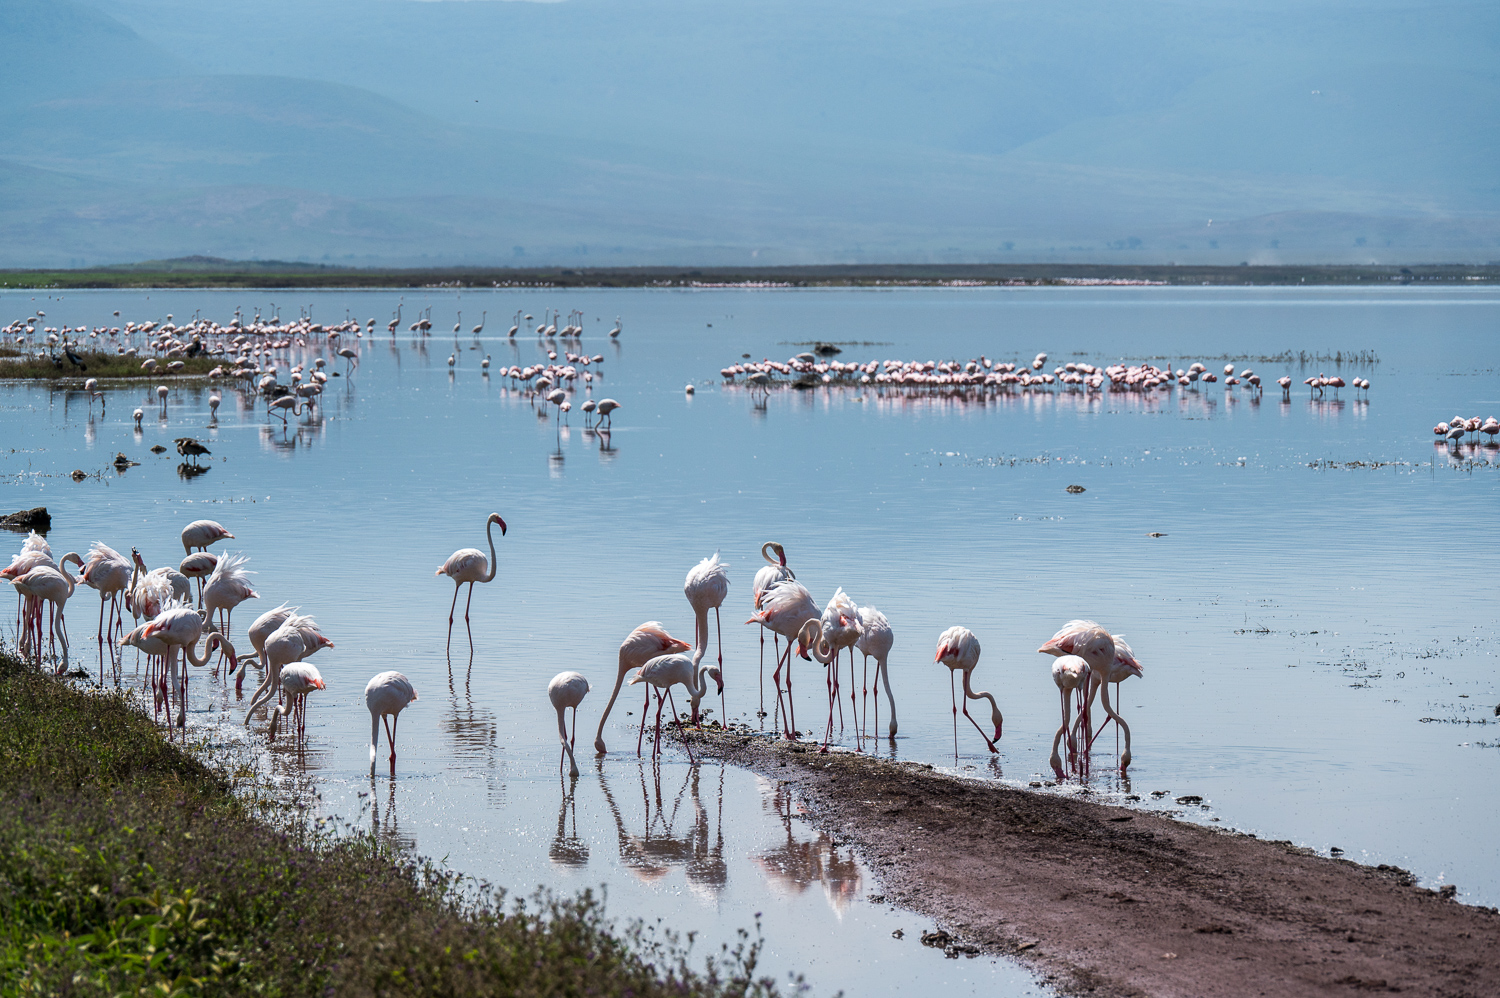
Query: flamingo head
488 513 508 535
934 643 950 662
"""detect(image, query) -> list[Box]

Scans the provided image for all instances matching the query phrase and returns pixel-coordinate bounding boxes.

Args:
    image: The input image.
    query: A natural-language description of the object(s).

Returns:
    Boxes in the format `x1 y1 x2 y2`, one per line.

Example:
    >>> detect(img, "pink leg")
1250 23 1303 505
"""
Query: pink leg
445 582 460 650
463 582 476 647
652 689 666 759
716 607 725 721
667 687 696 764
636 683 650 756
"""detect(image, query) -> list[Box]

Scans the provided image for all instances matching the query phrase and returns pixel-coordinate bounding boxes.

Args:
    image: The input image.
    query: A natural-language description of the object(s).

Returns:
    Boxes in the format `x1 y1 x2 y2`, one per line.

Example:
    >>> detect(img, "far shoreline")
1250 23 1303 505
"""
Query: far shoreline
1 260 1496 292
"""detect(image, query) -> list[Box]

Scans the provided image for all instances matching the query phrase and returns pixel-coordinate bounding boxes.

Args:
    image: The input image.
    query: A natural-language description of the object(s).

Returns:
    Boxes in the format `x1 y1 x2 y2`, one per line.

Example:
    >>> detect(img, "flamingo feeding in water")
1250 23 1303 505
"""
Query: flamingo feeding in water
855 605 897 737
795 588 862 750
593 622 693 755
628 650 721 762
747 577 820 738
277 663 326 740
181 519 233 555
201 552 257 642
367 671 418 776
751 542 794 709
1037 619 1133 770
684 552 730 717
934 626 1002 756
548 671 590 777
436 512 507 652
1048 655 1091 780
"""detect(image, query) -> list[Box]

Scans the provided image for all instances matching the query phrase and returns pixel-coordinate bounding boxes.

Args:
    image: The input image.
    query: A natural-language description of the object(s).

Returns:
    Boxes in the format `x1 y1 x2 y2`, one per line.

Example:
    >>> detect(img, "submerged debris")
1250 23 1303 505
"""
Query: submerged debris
1066 484 1086 493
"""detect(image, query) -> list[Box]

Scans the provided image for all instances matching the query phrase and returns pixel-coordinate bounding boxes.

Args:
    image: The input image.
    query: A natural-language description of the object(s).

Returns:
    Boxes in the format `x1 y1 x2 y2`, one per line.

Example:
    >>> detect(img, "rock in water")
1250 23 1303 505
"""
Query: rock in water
0 507 50 530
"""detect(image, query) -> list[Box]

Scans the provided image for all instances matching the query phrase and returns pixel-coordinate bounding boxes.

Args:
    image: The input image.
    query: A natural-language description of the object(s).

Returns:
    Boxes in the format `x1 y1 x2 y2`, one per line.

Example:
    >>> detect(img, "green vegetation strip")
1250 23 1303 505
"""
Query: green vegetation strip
0 258 1495 289
0 353 226 381
0 652 779 997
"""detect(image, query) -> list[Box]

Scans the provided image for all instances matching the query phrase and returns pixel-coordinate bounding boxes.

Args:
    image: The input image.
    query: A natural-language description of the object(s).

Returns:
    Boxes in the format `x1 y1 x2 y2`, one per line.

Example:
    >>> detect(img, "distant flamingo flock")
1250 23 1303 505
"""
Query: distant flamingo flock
1433 415 1500 447
723 350 1372 403
7 512 1143 783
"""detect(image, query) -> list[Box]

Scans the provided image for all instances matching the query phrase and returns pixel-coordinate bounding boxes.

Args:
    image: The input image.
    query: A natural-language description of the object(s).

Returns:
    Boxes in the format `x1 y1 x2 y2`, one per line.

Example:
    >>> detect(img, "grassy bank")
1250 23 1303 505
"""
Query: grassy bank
1 258 1496 289
0 651 780 997
0 352 227 381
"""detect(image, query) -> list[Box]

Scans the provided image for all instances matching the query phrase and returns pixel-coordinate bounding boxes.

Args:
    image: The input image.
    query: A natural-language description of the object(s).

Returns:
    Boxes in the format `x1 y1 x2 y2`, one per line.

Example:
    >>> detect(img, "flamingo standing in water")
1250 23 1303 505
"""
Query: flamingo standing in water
1037 619 1129 768
795 588 862 751
628 649 721 762
1047 655 1091 780
855 605 897 738
181 519 233 554
277 663 326 741
366 671 418 776
13 564 75 669
1080 636 1144 772
244 613 333 728
747 578 820 738
436 512 507 652
593 622 692 754
76 541 133 658
751 542 794 709
201 552 257 643
548 671 590 777
684 552 730 717
934 626 1002 756
178 552 217 605
234 602 294 692
141 604 238 727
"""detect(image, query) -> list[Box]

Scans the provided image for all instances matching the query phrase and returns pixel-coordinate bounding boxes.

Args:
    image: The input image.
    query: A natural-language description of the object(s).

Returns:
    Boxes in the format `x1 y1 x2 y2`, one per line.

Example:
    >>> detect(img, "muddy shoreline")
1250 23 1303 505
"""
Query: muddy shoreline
693 730 1499 998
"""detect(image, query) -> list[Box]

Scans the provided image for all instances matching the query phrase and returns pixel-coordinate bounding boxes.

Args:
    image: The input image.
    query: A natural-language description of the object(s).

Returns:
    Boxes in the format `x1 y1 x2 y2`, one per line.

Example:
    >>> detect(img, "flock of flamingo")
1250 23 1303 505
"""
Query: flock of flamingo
722 350 1371 403
6 304 624 433
1433 414 1500 446
6 513 1143 784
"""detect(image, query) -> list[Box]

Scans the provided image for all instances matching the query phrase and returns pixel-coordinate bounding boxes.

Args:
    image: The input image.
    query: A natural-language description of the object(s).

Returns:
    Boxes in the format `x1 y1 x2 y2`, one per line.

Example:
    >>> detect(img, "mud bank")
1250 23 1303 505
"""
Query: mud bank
693 730 1499 998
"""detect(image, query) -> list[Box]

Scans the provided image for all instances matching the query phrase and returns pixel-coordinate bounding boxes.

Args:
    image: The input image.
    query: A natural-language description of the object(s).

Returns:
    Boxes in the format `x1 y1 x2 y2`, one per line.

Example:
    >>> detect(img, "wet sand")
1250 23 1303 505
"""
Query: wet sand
695 731 1499 998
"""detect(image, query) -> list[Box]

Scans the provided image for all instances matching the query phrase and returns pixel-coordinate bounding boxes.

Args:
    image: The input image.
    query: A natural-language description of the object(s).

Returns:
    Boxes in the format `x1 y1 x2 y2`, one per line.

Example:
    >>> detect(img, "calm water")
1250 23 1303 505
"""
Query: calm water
4 286 1498 995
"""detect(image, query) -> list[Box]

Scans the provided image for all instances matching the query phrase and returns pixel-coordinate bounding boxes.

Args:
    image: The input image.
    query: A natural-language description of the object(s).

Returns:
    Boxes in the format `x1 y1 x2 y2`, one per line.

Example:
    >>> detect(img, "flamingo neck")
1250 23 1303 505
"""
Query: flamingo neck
481 518 501 584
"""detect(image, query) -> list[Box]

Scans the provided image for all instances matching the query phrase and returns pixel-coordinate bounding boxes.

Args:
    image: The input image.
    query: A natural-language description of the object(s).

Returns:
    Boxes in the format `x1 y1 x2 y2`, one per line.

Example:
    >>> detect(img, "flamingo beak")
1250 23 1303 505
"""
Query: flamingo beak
497 517 508 536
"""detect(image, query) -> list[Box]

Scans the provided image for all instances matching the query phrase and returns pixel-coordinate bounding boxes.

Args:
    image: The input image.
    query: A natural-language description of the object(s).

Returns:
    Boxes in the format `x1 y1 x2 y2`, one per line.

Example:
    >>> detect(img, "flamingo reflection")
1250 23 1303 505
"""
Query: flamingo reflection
753 778 862 915
596 760 727 899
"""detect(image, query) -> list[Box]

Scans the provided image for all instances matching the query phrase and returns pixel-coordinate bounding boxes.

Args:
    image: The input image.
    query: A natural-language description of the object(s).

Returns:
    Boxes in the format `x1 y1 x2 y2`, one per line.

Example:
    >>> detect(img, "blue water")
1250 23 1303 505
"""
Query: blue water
4 285 1498 995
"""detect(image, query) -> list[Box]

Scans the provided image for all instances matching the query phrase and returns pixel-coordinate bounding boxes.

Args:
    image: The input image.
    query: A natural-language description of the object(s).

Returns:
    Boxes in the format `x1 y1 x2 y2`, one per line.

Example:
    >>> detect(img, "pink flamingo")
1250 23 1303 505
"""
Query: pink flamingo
747 578 820 738
684 552 730 717
751 542 794 710
549 671 590 777
628 651 721 762
1048 655 1091 780
202 552 258 644
593 622 692 754
181 519 233 554
934 626 1002 755
276 663 326 741
436 512 507 652
367 671 418 776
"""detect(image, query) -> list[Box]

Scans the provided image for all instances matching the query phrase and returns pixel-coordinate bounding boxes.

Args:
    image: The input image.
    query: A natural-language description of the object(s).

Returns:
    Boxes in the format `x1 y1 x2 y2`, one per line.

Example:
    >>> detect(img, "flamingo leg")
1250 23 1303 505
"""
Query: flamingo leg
716 606 725 722
652 689 666 759
950 671 959 759
961 698 997 753
463 582 476 647
667 687 696 764
849 647 860 749
445 582 460 650
637 683 650 756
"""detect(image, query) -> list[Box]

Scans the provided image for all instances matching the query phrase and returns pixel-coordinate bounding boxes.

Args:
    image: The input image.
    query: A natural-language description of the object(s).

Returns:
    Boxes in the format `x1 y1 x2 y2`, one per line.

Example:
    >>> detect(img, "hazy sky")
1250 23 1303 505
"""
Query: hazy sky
4 0 1496 265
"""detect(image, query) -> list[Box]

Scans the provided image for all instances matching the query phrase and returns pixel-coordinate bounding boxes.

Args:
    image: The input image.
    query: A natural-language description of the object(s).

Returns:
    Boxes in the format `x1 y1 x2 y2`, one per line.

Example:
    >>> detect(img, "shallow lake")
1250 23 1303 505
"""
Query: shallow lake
3 285 1498 995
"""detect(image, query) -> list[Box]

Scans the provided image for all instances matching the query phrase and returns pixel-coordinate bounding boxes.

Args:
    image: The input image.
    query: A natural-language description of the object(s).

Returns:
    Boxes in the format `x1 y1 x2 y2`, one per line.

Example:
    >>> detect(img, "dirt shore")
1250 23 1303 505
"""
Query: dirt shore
693 730 1499 998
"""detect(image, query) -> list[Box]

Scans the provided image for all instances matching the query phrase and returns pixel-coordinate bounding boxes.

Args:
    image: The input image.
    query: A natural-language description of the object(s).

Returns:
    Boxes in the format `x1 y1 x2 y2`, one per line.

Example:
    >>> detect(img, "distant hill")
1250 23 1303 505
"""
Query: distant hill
1 0 1496 266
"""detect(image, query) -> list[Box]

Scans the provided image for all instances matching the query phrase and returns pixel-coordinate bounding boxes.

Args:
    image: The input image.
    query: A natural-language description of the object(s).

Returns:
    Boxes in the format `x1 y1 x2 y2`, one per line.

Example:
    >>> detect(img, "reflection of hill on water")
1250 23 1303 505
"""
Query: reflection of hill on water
597 761 726 899
753 779 862 915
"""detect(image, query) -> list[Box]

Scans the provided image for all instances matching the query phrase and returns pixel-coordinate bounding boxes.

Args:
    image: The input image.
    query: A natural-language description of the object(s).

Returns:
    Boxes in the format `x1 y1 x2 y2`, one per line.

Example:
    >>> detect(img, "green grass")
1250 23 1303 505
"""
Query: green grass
0 352 228 381
0 651 783 997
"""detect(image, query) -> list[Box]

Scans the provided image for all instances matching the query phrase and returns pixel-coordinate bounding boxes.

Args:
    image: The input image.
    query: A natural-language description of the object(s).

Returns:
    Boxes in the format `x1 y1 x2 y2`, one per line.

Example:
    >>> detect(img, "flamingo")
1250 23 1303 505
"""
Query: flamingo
141 605 238 727
934 626 1002 755
201 552 258 643
1078 636 1144 772
1048 655 1091 780
4 534 55 635
684 552 730 717
548 671 590 777
746 577 820 738
366 671 418 776
276 663 326 740
595 398 620 429
156 385 168 415
235 602 295 693
794 588 862 750
181 519 233 554
178 552 217 605
76 541 133 658
13 564 75 669
593 622 692 754
268 396 309 424
1037 619 1122 765
435 512 507 652
751 542 794 709
472 311 486 335
855 605 897 738
609 317 622 338
628 651 721 762
244 613 334 728
209 394 221 418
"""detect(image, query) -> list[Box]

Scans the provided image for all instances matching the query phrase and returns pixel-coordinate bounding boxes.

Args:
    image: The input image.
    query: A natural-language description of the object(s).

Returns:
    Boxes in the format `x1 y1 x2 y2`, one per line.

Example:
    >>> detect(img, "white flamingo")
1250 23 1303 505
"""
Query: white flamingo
593 622 692 755
367 671 418 776
436 512 507 652
548 671 590 777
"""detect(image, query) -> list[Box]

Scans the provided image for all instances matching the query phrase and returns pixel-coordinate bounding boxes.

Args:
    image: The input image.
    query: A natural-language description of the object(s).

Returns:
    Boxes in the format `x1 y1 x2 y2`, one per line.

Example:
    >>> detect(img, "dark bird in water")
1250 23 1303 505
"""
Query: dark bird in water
174 437 211 466
186 337 203 358
64 346 86 369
